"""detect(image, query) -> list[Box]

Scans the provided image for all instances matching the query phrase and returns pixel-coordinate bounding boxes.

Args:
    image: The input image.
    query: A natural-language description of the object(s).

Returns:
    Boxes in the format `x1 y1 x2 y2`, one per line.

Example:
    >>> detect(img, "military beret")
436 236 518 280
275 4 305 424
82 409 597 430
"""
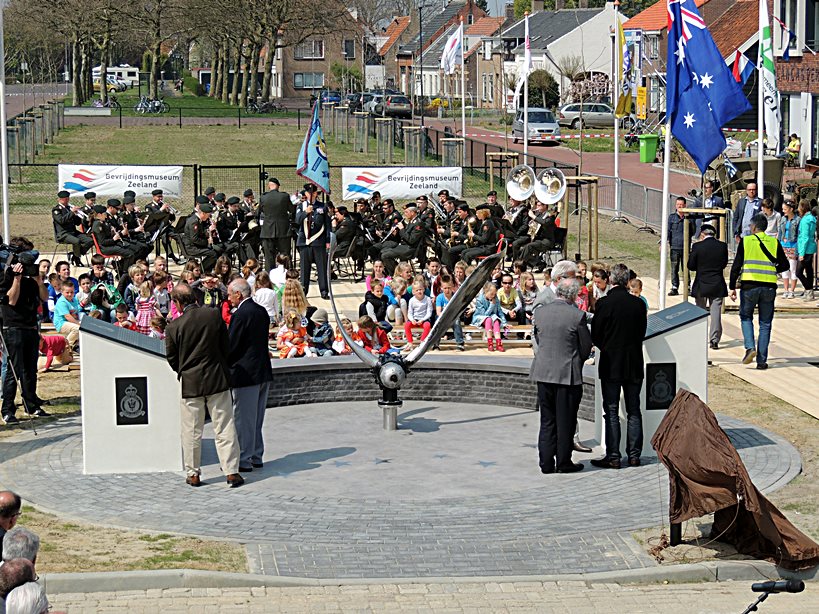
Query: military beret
487 190 497 197
457 203 470 212
123 196 136 205
151 189 163 196
475 204 490 211
195 195 209 205
84 192 96 200
243 189 254 197
204 186 216 195
214 192 226 202
404 204 418 211
124 190 136 198
336 205 348 215
227 196 241 205
415 195 428 201
269 177 280 185
92 204 107 214
107 198 121 208
57 190 70 198
437 190 449 196
200 202 215 213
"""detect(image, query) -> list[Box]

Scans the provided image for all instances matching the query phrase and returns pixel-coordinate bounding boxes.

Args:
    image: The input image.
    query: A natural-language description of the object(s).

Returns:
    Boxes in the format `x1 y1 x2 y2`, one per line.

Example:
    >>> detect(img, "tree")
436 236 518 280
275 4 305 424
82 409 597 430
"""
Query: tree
528 69 559 109
513 0 531 18
475 0 488 11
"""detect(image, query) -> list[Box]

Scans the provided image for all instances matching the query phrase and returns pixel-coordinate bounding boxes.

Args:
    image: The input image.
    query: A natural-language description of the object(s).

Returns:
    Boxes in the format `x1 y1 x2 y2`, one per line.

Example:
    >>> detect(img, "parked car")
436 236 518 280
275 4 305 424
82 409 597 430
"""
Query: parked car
512 108 561 144
383 95 412 118
92 77 120 94
319 90 342 104
347 92 375 112
557 102 637 130
365 94 384 115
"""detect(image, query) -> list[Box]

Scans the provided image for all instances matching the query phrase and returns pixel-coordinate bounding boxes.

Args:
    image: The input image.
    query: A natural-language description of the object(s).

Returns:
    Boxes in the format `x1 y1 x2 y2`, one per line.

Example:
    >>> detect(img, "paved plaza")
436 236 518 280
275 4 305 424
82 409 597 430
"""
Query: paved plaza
47 580 819 613
0 399 800 579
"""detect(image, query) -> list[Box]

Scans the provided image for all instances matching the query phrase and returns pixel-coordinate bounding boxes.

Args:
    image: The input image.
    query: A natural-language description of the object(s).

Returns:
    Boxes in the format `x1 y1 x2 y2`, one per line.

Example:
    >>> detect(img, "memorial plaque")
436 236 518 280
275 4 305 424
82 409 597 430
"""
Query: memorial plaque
115 377 148 425
646 363 676 410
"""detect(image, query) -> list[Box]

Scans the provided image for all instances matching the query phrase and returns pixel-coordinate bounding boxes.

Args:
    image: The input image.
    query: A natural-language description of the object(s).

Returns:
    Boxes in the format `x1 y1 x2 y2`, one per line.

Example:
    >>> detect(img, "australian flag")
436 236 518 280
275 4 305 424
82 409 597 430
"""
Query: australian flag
296 102 331 194
666 0 752 173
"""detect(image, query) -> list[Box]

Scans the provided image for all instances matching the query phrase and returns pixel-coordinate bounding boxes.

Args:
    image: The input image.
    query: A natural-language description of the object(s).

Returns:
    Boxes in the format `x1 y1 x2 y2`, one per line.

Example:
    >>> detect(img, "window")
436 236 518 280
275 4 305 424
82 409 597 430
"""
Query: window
809 0 819 50
293 72 324 89
343 40 356 60
649 75 659 112
294 39 324 60
779 0 799 54
645 35 659 60
482 73 495 102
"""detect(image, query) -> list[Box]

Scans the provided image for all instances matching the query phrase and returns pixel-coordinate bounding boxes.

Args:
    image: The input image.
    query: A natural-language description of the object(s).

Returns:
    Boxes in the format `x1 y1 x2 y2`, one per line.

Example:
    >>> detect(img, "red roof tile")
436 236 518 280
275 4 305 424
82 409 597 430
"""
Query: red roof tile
379 16 411 56
465 16 505 37
624 0 709 32
710 0 757 57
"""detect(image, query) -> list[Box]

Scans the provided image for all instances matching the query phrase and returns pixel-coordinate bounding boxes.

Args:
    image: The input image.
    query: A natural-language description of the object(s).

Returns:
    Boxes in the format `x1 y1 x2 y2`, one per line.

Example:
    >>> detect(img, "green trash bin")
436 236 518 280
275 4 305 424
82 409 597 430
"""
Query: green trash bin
638 134 659 163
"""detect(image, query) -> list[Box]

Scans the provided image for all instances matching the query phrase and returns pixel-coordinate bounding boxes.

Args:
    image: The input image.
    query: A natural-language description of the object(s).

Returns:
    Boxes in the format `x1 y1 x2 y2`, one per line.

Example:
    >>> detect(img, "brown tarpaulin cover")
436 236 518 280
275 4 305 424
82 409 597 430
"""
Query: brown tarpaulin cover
651 389 819 570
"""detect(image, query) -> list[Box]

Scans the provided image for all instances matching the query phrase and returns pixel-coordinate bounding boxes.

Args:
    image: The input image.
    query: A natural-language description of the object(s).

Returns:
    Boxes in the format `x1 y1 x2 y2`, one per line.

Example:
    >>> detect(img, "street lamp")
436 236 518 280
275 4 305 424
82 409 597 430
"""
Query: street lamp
418 3 427 127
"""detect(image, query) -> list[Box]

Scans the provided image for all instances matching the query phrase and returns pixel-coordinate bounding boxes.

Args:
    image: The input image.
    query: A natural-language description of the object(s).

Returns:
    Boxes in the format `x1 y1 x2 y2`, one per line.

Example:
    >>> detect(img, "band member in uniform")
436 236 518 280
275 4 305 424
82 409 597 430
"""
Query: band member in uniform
216 197 247 260
462 205 499 263
502 197 531 259
369 191 383 220
443 203 472 267
380 205 426 275
241 189 256 215
369 199 402 260
296 185 331 299
90 202 140 270
183 198 224 272
142 188 183 264
520 200 557 269
332 205 365 276
437 190 450 208
106 199 152 261
414 195 437 236
82 192 97 222
121 196 146 241
485 190 505 219
259 177 294 268
52 190 93 266
204 186 217 204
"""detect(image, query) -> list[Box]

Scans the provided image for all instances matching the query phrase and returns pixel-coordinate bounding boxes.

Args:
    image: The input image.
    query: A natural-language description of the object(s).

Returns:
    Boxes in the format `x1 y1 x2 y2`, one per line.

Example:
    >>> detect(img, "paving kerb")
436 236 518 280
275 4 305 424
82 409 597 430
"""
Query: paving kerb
40 560 815 595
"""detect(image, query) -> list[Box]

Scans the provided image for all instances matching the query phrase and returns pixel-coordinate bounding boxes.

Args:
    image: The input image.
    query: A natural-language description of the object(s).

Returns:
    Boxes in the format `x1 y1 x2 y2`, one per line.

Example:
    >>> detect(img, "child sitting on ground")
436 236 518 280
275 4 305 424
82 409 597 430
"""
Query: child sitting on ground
149 315 167 340
365 260 390 292
359 280 392 332
498 273 525 324
113 303 135 330
383 277 408 329
76 273 93 316
241 258 261 288
519 271 539 323
404 281 433 352
253 271 280 323
53 280 82 350
472 281 506 352
277 309 314 358
38 333 73 372
332 318 355 355
310 308 334 357
357 315 398 355
434 274 465 351
123 264 147 316
153 271 171 317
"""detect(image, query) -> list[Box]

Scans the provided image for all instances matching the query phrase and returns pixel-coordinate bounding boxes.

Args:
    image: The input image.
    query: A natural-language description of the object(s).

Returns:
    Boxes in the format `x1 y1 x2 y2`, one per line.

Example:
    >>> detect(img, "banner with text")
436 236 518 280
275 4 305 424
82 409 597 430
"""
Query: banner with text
58 165 184 197
342 167 462 201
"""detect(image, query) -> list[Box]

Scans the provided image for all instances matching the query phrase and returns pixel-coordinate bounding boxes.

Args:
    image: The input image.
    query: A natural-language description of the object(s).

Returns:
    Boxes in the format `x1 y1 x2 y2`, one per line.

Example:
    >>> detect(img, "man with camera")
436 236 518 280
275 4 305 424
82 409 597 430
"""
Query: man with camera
0 238 49 424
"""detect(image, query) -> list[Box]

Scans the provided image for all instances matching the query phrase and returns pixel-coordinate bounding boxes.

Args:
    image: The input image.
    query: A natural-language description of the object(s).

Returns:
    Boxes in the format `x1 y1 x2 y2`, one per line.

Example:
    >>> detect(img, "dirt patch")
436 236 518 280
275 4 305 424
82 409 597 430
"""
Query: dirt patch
635 365 819 564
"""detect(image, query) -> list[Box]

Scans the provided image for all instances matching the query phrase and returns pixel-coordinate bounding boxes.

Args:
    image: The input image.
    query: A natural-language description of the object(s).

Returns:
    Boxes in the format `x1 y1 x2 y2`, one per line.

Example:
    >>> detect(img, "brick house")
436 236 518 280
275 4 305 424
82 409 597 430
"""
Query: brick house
379 16 415 91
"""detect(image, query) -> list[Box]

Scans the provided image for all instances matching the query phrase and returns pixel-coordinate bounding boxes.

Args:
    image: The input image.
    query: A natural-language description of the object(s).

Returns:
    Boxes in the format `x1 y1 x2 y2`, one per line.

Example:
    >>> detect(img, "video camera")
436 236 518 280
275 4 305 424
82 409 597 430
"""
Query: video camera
1 244 40 277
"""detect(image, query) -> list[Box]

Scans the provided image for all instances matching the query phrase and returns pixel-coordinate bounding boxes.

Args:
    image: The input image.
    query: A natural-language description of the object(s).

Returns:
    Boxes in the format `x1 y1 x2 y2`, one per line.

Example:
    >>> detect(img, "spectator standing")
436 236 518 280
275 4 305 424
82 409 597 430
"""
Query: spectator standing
687 224 729 349
165 284 243 488
796 200 817 301
529 278 592 474
694 180 725 225
761 199 781 238
732 182 762 241
2 527 39 565
666 197 696 296
729 214 789 370
226 279 273 474
778 200 800 299
259 177 295 268
0 492 22 558
590 264 648 469
5 581 49 614
0 241 49 424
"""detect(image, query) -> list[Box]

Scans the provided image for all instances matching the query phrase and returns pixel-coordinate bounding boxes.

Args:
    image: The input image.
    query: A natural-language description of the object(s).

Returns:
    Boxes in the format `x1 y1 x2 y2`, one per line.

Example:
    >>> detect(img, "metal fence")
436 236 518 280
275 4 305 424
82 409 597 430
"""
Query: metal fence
592 174 687 233
7 101 65 165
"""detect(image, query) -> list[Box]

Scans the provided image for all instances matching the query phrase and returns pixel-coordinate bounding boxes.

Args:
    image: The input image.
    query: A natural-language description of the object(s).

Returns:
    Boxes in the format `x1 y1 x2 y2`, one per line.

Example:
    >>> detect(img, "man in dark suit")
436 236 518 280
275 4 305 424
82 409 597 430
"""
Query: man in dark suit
688 224 729 349
694 180 725 226
530 278 593 474
226 278 273 473
165 284 243 488
590 263 648 469
732 181 762 242
259 177 295 267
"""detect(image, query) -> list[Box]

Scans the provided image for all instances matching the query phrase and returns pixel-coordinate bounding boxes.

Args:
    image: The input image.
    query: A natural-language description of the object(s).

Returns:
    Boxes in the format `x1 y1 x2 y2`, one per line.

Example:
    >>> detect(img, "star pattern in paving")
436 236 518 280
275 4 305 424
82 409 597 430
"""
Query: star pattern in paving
333 460 351 467
433 454 449 459
477 460 497 468
374 458 391 464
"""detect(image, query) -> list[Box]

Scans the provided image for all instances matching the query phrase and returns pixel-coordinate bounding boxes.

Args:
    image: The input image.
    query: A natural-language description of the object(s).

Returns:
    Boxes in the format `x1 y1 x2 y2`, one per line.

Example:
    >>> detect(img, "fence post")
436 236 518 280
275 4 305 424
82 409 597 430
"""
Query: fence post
178 107 182 129
118 104 122 129
193 163 200 198
297 108 301 131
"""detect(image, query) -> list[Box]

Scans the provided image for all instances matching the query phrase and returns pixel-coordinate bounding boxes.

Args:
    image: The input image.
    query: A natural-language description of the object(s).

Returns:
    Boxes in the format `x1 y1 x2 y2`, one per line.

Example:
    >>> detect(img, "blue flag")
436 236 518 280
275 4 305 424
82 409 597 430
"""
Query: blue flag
666 0 752 173
296 102 330 194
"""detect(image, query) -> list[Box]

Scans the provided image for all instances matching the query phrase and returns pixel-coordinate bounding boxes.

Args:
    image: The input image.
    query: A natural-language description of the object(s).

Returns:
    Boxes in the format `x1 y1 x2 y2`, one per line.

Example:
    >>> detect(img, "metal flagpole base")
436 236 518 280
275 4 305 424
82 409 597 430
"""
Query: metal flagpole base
379 387 402 431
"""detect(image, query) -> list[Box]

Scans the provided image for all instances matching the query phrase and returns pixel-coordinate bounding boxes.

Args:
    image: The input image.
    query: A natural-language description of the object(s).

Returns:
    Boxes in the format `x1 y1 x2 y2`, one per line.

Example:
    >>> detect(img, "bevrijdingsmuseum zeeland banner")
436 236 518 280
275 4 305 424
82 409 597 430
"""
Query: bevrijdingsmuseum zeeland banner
58 164 184 197
342 167 462 201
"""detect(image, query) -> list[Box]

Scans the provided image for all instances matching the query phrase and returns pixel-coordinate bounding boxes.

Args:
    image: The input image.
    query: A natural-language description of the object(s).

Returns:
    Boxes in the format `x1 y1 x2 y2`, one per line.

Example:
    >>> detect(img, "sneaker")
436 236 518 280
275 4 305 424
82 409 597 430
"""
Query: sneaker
742 348 757 365
756 362 769 370
464 333 473 341
2 414 19 425
455 343 465 352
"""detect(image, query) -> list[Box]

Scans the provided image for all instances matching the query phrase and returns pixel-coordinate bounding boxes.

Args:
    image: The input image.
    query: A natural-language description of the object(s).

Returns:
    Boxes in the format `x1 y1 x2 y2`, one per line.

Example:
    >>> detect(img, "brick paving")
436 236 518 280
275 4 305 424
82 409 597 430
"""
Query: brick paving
0 401 799 579
48 580 819 613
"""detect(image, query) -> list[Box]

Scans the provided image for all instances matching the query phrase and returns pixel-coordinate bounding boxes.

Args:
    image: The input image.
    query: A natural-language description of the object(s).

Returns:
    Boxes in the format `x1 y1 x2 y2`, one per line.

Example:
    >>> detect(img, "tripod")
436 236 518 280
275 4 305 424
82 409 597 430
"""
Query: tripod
0 327 39 436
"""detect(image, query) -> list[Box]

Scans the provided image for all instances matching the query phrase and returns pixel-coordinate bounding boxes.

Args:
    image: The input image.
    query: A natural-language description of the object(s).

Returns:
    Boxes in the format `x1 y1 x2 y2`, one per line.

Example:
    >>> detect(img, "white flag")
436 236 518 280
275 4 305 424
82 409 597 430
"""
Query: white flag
760 0 781 153
440 24 463 75
514 14 534 102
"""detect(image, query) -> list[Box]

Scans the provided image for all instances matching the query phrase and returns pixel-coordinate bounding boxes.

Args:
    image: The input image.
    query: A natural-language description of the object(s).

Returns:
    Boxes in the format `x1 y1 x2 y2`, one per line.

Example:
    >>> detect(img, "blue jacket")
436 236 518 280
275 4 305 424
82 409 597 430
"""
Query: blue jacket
471 292 506 327
797 213 817 257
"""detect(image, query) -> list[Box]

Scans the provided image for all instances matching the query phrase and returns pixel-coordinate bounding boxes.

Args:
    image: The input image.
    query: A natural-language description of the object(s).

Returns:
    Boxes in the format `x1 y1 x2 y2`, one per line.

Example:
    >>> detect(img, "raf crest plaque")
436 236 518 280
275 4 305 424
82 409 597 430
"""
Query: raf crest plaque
115 377 148 425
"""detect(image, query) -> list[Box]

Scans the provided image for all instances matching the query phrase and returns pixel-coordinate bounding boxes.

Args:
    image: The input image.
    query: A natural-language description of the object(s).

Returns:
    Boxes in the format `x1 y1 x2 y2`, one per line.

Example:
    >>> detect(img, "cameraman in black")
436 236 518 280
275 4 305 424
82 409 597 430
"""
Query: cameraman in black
0 237 49 424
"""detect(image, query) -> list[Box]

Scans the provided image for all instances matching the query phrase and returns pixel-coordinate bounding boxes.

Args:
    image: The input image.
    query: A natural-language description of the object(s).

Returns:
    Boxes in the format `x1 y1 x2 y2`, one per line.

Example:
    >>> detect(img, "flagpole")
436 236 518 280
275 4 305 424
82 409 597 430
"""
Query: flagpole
523 12 529 165
757 0 765 193
460 19 466 162
658 120 672 311
613 1 621 219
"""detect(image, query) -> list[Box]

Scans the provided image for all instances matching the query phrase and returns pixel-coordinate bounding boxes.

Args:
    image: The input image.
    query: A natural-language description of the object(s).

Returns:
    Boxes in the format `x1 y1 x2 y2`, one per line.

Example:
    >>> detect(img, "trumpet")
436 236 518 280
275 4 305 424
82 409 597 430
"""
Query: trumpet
465 215 478 247
72 206 89 221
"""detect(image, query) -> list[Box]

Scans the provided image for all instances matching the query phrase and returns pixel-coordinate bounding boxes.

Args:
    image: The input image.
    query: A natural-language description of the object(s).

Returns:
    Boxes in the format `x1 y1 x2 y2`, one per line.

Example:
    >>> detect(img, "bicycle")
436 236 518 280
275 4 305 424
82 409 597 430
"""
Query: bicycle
133 96 169 114
92 94 120 110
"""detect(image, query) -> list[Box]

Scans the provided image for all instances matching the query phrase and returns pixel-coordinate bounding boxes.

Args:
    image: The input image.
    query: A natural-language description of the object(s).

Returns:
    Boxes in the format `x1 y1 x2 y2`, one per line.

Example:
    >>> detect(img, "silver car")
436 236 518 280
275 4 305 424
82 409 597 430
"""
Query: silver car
512 108 561 144
558 102 637 130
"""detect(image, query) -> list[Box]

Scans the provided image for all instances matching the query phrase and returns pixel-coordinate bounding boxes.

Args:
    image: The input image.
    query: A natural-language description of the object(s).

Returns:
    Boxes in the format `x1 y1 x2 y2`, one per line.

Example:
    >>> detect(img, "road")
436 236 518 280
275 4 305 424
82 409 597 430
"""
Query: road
4 82 69 119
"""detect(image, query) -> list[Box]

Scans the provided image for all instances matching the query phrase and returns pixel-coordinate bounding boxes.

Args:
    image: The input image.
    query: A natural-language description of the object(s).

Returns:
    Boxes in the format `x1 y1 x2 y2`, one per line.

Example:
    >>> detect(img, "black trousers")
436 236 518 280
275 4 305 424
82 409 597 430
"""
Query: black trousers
2 328 40 417
600 379 643 462
510 236 531 260
521 239 554 266
380 244 415 275
58 232 94 259
797 255 815 291
537 382 583 471
186 246 219 273
462 245 493 264
262 236 291 269
298 244 328 295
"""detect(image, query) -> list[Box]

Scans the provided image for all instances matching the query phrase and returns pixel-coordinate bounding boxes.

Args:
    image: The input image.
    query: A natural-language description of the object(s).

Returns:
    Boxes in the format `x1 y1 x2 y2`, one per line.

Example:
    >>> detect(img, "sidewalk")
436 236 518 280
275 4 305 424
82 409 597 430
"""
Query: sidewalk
49 580 817 613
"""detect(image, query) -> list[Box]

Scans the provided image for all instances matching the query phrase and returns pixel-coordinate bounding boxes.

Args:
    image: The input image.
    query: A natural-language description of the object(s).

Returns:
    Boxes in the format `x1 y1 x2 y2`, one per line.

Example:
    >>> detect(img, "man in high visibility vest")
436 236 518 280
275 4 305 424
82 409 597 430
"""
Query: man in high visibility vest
729 214 789 370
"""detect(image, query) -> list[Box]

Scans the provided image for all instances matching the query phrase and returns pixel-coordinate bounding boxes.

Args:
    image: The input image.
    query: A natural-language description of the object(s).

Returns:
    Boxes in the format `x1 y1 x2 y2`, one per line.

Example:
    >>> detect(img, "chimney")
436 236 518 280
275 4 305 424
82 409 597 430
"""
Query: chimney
532 0 545 12
505 2 515 21
555 0 565 9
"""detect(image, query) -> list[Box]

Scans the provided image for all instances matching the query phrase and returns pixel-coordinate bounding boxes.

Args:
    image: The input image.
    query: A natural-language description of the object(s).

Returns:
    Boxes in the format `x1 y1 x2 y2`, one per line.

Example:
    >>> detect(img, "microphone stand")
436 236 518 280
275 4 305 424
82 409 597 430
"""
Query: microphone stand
740 592 770 614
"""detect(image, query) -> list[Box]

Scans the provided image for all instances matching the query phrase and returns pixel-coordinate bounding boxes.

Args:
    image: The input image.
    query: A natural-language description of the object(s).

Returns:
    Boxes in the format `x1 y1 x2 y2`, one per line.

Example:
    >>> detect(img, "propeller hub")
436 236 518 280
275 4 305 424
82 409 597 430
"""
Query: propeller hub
379 360 406 390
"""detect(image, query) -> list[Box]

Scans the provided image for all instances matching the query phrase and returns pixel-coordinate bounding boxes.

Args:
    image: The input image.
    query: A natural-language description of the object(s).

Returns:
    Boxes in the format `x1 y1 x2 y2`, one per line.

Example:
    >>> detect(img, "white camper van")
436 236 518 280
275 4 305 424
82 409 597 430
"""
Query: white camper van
92 65 140 88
